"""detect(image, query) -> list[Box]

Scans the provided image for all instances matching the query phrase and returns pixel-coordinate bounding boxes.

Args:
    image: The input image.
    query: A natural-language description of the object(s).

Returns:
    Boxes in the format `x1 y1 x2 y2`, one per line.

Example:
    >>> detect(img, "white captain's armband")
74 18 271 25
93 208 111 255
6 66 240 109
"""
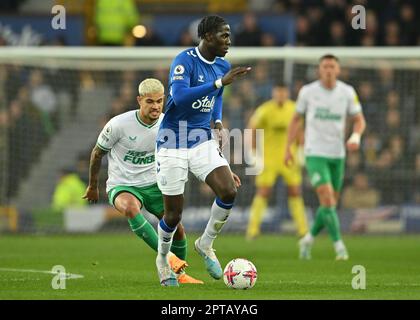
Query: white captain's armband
214 78 223 89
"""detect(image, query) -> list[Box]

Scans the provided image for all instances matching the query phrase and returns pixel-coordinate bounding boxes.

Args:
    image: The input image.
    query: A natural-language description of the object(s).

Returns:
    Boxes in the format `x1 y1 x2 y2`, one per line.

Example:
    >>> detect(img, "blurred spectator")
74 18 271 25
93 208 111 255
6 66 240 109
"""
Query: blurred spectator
28 70 57 136
118 82 136 107
327 21 346 46
106 98 125 120
295 15 312 46
7 97 46 197
346 152 362 178
261 33 277 46
398 3 417 45
381 20 401 46
234 12 263 46
386 90 399 112
360 34 376 47
357 81 378 127
374 148 394 171
94 0 139 46
363 10 380 46
253 61 273 104
225 95 244 130
52 169 87 212
305 6 325 45
377 64 395 95
362 132 382 169
176 29 196 46
342 172 380 209
382 109 401 138
152 68 169 88
388 135 405 170
386 89 415 129
235 79 257 109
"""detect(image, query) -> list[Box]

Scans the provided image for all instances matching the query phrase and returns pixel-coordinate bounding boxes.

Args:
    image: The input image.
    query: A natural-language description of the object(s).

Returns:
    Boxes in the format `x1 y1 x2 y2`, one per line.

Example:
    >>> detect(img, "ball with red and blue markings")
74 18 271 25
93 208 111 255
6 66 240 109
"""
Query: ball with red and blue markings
223 258 257 289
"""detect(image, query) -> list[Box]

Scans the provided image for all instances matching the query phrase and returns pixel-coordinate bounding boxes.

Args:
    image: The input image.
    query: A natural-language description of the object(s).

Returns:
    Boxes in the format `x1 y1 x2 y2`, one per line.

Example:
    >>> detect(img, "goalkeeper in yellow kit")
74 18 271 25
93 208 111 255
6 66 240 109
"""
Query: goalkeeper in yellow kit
246 83 308 239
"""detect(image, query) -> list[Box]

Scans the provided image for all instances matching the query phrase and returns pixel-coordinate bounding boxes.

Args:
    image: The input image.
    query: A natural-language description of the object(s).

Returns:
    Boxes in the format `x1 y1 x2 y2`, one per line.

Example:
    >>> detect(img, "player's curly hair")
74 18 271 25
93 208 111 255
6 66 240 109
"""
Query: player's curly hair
197 15 227 39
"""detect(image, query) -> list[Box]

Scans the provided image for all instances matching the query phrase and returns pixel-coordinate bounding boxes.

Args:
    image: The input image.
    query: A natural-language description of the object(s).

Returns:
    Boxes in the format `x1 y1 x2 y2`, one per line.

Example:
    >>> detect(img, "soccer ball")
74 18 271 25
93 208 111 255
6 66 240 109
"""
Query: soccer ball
223 258 257 289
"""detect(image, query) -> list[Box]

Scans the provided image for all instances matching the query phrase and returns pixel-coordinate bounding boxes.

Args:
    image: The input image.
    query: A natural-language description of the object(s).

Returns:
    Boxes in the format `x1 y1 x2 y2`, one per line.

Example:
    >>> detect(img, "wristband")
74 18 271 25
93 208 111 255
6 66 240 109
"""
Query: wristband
348 132 361 145
214 78 223 89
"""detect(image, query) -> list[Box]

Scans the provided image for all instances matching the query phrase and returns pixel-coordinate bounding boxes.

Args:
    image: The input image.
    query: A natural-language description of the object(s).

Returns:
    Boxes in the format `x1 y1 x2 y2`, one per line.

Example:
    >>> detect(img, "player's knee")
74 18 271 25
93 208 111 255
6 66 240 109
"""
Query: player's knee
164 212 182 227
257 187 272 198
122 203 141 218
219 186 237 204
287 186 301 197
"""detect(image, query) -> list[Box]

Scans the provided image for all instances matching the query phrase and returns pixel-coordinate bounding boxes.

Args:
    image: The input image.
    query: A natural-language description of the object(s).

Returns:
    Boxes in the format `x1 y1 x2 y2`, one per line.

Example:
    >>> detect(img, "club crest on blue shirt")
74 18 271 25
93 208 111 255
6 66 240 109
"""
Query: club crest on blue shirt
174 65 185 75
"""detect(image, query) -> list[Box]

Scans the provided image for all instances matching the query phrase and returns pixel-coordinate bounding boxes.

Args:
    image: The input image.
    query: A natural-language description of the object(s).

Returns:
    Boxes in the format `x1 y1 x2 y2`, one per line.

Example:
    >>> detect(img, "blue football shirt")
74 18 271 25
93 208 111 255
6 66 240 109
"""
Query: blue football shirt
157 47 231 150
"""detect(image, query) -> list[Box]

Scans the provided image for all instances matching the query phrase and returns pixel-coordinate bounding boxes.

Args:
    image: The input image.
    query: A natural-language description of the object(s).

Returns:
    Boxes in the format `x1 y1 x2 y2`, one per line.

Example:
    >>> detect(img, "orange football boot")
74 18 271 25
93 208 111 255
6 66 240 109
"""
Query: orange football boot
168 254 188 274
177 272 204 284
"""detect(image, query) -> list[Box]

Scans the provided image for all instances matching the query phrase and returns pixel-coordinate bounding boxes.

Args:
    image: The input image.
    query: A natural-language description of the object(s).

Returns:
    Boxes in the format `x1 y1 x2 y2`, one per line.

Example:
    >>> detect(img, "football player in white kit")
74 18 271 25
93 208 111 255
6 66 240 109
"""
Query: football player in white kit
285 54 366 260
83 78 202 284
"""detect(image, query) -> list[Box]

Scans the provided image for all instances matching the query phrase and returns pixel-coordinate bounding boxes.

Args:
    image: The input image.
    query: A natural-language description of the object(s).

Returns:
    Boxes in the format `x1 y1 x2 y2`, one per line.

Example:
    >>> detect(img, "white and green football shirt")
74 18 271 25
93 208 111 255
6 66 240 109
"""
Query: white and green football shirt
96 110 163 193
296 80 362 158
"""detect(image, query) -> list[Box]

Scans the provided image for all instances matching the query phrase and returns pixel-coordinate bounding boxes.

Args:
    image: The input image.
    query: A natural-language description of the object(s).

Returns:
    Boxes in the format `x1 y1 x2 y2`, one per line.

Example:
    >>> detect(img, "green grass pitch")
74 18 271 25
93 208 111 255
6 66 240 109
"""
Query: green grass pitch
1 234 419 299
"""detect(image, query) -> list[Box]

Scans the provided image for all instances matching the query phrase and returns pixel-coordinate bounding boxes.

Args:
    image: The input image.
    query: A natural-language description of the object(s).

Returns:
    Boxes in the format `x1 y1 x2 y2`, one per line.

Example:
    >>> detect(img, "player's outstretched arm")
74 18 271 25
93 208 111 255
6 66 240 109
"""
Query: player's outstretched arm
284 113 304 167
346 112 366 152
82 145 107 203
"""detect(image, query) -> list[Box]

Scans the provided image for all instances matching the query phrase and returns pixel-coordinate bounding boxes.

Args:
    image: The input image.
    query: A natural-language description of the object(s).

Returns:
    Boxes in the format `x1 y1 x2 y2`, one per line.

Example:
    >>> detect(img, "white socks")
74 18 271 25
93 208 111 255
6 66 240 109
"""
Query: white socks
157 219 177 265
334 239 346 253
200 198 232 249
302 233 314 243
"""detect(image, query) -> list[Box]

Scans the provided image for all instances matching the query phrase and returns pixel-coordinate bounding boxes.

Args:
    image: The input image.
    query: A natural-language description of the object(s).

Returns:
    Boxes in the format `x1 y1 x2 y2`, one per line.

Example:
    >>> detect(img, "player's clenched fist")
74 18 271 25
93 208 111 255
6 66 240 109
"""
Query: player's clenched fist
222 66 251 86
82 186 99 203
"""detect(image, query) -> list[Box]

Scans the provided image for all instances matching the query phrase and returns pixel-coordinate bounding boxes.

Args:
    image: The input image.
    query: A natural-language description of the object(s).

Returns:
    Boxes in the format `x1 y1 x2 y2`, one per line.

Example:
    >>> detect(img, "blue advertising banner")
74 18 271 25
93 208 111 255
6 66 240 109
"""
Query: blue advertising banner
0 15 84 45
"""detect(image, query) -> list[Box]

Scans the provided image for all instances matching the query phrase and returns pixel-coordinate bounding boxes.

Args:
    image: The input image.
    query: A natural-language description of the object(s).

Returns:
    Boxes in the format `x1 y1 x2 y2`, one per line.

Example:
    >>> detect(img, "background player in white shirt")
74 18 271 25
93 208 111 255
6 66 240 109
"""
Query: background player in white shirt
285 54 366 260
83 78 202 284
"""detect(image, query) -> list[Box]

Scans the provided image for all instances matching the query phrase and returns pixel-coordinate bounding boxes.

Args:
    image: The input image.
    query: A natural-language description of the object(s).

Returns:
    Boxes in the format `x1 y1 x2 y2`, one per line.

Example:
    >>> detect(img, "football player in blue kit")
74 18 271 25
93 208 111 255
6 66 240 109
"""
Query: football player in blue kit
155 15 251 286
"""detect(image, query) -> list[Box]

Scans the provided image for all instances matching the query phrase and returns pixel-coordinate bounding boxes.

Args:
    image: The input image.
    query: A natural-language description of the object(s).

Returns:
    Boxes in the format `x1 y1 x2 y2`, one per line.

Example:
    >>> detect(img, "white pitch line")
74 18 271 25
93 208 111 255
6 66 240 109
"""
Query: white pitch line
0 268 84 279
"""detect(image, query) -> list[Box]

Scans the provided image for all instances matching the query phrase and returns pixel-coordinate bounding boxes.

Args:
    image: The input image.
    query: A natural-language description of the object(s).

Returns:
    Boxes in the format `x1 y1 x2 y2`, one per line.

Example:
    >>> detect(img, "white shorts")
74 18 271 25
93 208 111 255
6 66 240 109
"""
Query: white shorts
156 139 229 195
